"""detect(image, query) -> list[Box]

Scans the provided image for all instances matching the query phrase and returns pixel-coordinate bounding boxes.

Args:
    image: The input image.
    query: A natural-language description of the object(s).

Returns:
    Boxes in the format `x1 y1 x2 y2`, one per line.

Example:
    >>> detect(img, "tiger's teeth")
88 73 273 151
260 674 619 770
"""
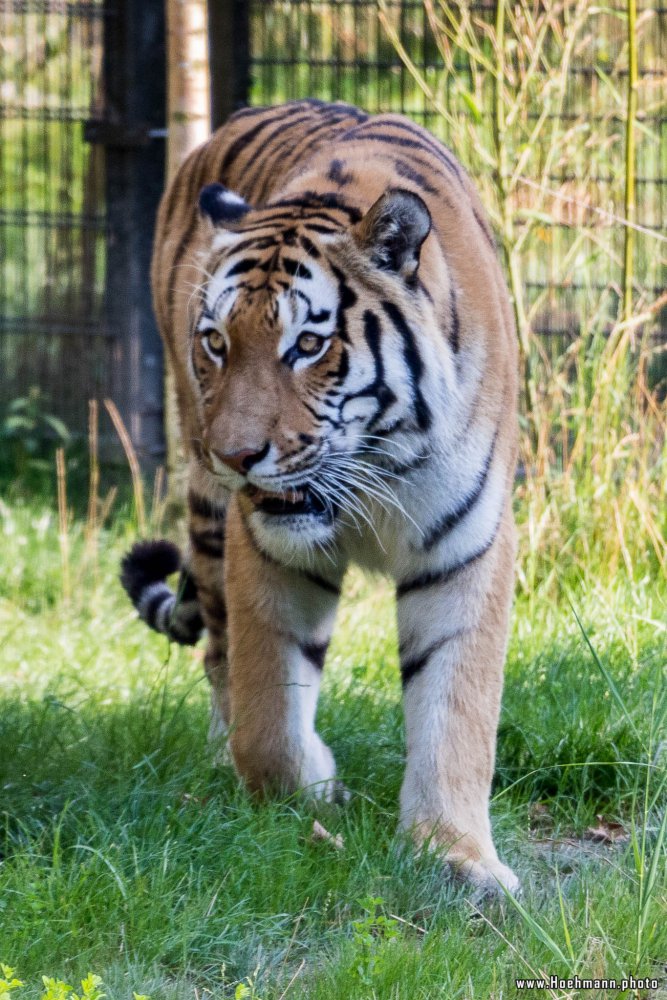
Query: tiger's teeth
247 486 307 505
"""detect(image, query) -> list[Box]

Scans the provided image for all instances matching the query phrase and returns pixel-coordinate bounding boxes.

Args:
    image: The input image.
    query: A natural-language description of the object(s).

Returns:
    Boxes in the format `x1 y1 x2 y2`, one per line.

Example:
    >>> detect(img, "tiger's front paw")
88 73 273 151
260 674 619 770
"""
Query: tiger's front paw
297 735 341 802
451 855 520 901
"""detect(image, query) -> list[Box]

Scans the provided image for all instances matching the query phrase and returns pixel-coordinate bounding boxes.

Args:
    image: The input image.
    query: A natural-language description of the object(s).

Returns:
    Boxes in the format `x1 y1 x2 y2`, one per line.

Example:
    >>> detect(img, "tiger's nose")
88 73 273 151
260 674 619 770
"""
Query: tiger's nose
213 442 269 475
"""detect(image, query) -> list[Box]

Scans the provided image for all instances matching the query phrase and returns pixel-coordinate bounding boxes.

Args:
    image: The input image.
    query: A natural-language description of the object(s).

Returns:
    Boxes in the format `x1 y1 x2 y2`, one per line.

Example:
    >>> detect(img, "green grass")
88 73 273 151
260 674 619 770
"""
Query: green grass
0 486 665 999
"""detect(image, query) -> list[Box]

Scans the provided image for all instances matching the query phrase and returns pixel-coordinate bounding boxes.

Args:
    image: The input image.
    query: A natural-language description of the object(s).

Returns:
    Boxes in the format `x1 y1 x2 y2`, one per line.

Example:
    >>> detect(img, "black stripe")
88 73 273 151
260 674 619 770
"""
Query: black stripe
241 113 324 198
472 207 497 250
327 158 354 185
400 629 467 686
319 99 368 122
364 119 463 180
225 213 305 233
246 207 346 230
219 108 308 177
340 310 396 428
334 344 349 382
381 300 431 431
329 262 358 345
144 589 171 630
303 571 341 596
449 282 460 353
251 115 350 201
299 235 321 258
301 398 342 428
200 593 227 624
308 306 331 324
372 417 404 439
229 235 279 254
189 528 225 559
188 489 227 521
270 192 362 223
341 130 461 184
302 223 340 235
392 157 439 195
421 433 497 552
259 111 366 201
228 104 276 122
225 257 260 277
300 641 329 670
282 258 312 279
397 533 497 597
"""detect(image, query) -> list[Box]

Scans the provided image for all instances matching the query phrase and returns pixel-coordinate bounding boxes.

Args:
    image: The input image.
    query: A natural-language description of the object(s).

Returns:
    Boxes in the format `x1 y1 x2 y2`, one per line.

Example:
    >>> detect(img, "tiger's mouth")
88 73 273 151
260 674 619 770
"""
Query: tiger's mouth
245 483 331 519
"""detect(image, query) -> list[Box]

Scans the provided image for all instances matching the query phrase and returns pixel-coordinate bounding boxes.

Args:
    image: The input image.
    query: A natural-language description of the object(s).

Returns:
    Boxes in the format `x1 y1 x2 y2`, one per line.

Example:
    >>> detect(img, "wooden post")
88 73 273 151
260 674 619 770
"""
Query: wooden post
167 0 211 173
164 0 211 503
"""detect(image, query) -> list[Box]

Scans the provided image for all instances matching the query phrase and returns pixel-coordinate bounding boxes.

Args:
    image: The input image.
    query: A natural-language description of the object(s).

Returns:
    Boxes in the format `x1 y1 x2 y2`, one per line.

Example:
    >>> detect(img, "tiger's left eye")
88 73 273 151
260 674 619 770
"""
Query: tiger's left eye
204 328 226 354
296 332 324 356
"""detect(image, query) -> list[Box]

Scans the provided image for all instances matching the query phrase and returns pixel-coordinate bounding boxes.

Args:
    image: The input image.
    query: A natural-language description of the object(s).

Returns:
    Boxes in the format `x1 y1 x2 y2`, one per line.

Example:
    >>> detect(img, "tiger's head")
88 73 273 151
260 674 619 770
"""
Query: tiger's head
188 182 433 547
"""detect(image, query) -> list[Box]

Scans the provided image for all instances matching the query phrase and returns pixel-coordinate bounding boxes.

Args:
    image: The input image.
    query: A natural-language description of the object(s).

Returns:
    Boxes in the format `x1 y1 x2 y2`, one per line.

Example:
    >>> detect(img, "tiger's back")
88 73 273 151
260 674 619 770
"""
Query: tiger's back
125 99 521 897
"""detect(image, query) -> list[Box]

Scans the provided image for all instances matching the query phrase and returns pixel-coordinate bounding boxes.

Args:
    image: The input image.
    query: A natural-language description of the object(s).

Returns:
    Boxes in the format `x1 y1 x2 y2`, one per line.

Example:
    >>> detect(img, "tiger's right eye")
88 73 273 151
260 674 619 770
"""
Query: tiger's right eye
202 329 226 356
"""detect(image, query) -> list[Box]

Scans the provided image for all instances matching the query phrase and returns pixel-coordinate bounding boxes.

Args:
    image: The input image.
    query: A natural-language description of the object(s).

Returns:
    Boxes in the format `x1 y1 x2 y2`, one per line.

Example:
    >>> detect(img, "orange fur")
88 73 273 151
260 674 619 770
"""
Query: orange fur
145 100 519 895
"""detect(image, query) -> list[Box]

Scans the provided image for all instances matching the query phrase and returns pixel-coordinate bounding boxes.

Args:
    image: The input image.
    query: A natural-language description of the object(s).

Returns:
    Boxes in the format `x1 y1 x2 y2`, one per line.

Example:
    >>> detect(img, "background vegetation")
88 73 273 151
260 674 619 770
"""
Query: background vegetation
1 1 666 997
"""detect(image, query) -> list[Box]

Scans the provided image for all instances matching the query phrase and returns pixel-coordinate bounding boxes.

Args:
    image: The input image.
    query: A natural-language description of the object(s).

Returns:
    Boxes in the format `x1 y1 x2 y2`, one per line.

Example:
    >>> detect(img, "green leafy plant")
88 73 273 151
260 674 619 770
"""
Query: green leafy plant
0 970 148 1000
39 974 105 1000
350 896 401 986
0 966 24 1000
233 974 264 1000
0 387 70 478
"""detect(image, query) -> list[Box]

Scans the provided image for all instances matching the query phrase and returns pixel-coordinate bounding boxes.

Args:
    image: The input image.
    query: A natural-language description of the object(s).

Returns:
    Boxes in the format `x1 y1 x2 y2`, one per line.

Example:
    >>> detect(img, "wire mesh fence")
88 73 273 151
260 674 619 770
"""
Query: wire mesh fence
0 0 665 445
0 0 109 434
249 1 667 360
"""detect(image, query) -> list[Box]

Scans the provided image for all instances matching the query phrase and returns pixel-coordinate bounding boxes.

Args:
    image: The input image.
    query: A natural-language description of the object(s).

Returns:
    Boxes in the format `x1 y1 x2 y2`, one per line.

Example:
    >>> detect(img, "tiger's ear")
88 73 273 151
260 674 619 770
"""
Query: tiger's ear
198 183 251 225
354 189 431 281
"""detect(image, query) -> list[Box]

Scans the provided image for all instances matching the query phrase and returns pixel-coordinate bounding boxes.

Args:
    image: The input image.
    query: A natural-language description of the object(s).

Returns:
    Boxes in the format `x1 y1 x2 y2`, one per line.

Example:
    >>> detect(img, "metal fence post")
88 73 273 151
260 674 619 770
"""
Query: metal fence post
97 0 167 464
208 0 251 131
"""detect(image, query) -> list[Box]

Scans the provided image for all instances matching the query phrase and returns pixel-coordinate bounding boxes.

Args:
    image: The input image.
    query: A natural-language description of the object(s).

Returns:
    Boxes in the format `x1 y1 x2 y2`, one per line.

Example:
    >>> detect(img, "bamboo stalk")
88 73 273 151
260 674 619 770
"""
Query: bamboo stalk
622 0 638 327
56 447 70 605
85 399 100 583
151 464 167 530
491 0 540 450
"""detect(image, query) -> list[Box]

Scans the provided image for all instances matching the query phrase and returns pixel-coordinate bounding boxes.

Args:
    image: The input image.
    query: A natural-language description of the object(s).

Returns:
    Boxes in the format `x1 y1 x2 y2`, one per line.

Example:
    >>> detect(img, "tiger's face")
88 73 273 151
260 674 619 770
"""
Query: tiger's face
188 184 432 546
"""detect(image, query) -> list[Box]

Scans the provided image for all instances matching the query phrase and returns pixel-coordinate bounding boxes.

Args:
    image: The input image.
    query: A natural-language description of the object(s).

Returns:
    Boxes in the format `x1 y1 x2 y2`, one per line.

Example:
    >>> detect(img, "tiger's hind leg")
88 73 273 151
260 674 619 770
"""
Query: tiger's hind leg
396 512 519 897
186 483 231 759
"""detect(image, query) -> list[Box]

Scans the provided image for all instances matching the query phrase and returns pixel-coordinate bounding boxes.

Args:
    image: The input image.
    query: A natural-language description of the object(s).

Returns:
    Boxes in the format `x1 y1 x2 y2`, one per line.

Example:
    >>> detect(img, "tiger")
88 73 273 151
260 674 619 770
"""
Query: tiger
120 98 519 897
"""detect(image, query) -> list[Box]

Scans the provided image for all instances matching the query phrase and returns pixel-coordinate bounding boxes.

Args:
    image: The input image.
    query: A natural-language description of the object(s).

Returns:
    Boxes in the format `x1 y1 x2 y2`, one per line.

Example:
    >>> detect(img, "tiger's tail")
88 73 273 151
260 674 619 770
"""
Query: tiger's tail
120 540 204 646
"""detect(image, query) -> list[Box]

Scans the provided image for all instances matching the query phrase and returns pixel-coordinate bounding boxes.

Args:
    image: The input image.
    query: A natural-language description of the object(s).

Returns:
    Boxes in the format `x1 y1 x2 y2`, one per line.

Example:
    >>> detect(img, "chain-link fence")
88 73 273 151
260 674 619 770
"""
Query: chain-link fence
0 0 108 432
249 1 667 356
1 0 665 450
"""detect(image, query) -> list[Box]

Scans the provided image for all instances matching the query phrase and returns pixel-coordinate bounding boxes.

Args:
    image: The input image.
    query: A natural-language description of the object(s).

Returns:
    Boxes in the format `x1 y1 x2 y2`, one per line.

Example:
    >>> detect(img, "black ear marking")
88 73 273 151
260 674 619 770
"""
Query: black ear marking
355 188 431 281
198 183 251 224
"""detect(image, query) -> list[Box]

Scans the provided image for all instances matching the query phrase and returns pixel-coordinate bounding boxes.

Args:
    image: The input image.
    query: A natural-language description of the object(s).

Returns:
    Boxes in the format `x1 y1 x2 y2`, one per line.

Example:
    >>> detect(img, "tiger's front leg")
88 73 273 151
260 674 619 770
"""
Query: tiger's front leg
223 499 344 800
396 514 519 897
186 477 232 747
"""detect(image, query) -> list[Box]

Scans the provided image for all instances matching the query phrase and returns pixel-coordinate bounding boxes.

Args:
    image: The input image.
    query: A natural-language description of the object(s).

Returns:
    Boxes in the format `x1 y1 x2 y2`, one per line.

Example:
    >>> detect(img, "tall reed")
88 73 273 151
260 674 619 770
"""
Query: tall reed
378 0 666 598
103 398 146 535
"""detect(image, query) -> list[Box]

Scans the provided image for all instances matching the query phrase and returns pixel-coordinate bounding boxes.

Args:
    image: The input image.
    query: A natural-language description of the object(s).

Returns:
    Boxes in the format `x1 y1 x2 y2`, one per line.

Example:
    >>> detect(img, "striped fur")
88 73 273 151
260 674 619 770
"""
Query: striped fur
123 100 519 896
120 540 203 645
